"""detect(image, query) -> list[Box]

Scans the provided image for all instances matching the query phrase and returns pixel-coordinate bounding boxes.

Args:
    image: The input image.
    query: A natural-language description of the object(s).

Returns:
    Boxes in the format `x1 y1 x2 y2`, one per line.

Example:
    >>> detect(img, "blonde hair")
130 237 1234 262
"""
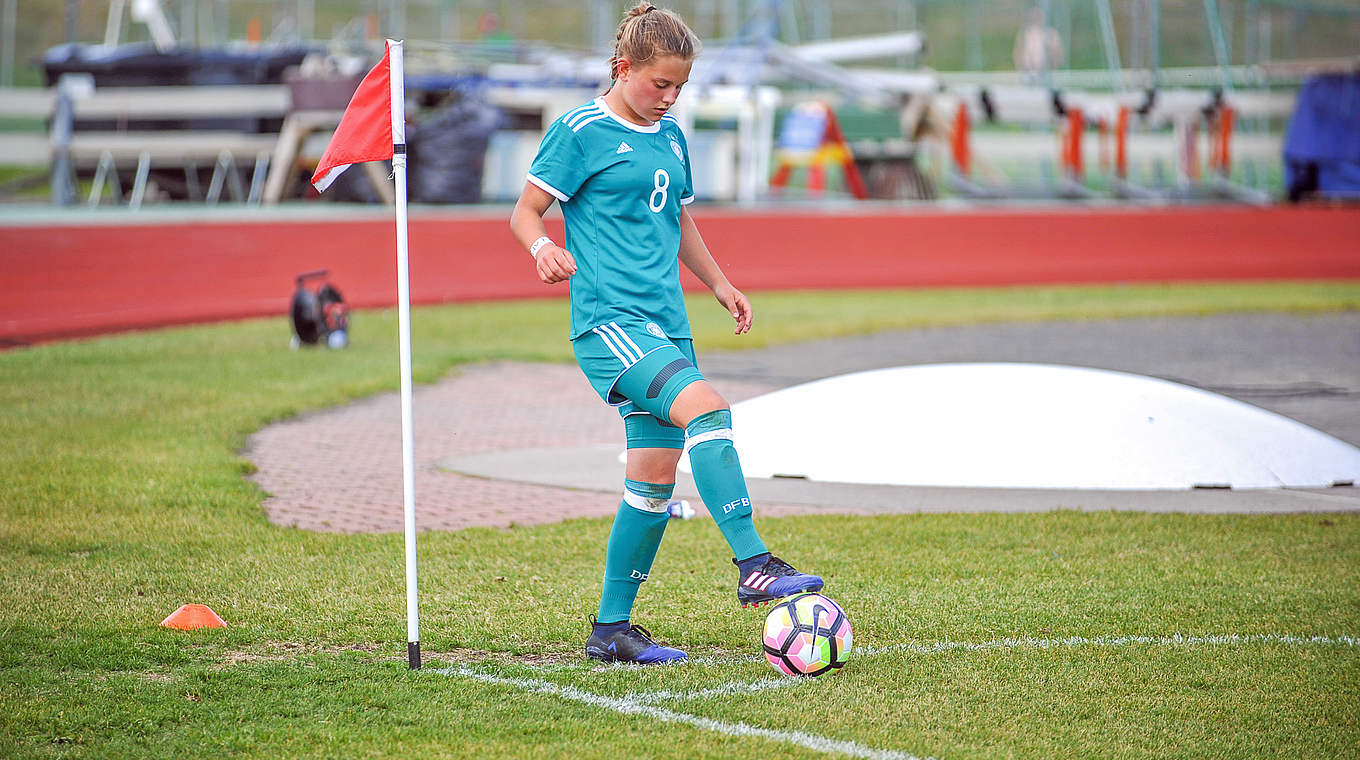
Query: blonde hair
609 3 701 81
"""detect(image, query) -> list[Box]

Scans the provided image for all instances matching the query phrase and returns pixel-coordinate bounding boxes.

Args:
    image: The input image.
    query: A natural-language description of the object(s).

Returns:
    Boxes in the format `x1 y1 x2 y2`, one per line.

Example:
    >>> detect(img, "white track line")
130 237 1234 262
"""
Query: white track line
429 666 927 760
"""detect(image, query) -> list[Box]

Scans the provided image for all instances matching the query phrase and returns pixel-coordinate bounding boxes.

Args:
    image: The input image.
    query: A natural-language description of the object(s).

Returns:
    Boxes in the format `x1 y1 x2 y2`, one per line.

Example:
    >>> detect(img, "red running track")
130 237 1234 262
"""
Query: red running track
2 205 1358 345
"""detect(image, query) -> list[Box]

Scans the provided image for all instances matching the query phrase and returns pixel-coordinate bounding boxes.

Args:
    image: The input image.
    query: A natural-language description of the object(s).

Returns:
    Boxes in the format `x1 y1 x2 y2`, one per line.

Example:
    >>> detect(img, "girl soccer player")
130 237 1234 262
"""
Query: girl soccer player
510 3 823 665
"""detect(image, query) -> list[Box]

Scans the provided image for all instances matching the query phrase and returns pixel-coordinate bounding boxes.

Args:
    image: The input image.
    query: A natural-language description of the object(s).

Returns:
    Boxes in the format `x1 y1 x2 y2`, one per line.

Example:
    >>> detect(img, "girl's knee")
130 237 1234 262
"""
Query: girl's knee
625 447 682 482
670 381 728 426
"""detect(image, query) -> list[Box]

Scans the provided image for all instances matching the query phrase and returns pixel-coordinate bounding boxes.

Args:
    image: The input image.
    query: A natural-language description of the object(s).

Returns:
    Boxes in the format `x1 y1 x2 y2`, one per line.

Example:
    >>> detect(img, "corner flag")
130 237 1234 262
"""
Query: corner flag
311 40 403 193
311 40 422 670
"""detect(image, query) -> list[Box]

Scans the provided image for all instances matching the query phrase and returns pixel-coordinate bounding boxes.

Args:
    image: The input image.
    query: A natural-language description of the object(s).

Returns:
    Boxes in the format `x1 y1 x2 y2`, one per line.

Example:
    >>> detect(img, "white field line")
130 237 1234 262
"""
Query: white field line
626 675 808 705
458 631 1360 676
429 665 928 760
534 631 1360 674
854 632 1360 657
427 634 1356 760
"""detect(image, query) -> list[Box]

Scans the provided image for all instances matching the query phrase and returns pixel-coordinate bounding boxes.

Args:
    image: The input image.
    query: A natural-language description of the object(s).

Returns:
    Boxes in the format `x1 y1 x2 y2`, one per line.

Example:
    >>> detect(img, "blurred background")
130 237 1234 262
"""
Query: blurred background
2 0 1357 208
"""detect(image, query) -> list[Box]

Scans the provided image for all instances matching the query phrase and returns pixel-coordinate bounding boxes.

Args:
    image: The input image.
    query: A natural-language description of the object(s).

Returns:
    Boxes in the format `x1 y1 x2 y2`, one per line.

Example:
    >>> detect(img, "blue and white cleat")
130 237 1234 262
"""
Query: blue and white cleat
735 554 824 608
585 616 688 665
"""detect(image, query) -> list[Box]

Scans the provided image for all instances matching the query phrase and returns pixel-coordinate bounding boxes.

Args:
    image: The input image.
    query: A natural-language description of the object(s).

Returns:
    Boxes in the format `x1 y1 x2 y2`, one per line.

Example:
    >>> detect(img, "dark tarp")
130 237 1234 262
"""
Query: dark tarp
408 97 503 204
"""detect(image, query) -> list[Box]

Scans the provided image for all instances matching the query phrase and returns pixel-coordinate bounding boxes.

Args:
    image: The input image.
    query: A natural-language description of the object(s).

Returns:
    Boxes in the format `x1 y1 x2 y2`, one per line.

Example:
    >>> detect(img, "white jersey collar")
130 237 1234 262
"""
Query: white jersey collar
595 96 661 133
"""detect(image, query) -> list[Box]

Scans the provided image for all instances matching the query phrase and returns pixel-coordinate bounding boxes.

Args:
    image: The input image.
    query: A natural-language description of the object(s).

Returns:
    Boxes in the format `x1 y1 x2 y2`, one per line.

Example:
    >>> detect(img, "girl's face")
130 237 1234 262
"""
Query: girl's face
613 54 692 124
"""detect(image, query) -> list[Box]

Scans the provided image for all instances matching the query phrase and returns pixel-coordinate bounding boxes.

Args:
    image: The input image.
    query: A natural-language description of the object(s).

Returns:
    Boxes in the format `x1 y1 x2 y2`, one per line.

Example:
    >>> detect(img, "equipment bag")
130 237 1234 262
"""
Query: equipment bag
290 269 349 348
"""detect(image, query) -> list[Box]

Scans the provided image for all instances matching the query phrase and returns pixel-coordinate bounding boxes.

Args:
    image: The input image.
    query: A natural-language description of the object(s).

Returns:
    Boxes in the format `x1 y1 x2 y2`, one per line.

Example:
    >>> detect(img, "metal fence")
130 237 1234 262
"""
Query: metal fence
5 1 1358 87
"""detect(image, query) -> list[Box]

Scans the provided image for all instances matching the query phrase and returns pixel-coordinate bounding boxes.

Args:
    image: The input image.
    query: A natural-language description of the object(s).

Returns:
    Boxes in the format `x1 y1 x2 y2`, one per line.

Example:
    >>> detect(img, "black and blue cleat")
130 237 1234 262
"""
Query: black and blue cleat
735 553 824 608
585 616 687 665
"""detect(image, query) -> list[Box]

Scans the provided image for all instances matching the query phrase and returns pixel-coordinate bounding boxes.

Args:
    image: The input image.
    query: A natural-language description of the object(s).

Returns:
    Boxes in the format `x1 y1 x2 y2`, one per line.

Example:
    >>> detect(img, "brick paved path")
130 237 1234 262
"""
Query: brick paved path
243 362 777 533
245 314 1360 532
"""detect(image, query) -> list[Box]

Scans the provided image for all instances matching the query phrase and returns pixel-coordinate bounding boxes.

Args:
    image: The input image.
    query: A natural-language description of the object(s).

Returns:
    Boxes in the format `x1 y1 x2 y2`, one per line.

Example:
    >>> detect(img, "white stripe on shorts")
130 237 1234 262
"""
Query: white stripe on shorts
592 326 636 367
599 322 640 363
606 321 646 358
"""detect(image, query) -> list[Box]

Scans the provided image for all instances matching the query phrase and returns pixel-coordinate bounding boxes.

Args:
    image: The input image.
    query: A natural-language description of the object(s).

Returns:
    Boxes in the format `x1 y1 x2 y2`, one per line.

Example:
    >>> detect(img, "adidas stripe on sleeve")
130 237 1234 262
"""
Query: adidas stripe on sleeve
527 115 590 202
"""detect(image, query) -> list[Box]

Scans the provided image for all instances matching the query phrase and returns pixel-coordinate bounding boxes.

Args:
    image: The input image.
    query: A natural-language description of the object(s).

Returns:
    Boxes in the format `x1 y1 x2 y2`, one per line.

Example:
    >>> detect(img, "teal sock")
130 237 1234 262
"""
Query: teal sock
685 410 768 560
597 479 673 624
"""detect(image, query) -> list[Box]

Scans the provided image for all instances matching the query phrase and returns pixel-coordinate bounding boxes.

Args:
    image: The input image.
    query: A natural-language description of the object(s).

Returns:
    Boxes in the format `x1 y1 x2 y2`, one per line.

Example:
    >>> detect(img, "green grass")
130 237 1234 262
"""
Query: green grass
2 281 1359 759
687 280 1360 350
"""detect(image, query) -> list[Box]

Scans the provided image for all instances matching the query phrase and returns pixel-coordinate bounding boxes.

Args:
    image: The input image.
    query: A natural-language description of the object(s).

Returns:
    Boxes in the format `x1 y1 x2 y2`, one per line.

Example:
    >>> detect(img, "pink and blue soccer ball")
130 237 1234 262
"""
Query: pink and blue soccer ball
762 592 852 676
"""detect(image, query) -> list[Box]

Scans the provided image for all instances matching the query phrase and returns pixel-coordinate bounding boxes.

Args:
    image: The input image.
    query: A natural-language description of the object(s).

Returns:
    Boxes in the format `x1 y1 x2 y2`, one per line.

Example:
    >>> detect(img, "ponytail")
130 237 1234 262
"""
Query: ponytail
609 2 701 81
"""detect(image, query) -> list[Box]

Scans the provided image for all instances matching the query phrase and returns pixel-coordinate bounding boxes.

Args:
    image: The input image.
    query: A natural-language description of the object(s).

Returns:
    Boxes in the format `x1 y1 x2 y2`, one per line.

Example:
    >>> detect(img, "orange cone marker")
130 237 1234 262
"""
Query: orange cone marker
160 604 226 630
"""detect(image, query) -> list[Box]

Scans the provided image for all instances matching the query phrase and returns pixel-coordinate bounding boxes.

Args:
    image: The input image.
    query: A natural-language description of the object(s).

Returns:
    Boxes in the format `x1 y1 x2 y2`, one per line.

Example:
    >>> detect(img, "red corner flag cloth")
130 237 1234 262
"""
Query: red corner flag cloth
311 41 395 193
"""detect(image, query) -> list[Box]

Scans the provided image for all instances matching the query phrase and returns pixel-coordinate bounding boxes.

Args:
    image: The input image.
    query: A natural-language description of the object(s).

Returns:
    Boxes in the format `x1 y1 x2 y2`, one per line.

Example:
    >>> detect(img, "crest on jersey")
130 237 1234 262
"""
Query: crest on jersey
669 138 684 163
645 322 666 339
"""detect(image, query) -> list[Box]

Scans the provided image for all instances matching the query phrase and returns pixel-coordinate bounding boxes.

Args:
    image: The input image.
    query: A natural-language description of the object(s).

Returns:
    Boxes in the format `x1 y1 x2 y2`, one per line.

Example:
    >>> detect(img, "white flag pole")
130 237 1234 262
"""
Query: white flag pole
387 39 421 670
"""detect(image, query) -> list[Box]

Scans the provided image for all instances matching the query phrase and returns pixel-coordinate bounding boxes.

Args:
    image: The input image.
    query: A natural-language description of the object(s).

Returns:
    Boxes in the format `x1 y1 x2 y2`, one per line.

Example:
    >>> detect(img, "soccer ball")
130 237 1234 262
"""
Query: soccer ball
762 592 852 676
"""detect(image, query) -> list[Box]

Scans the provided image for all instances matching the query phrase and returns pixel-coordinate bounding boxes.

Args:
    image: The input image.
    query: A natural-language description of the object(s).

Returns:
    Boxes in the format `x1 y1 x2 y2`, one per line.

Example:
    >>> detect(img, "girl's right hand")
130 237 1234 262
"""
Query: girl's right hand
536 245 578 284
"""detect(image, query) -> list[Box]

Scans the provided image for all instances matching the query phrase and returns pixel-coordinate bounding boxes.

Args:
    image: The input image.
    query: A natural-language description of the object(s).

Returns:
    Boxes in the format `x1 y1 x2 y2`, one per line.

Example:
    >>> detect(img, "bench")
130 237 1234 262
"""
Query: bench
46 80 288 206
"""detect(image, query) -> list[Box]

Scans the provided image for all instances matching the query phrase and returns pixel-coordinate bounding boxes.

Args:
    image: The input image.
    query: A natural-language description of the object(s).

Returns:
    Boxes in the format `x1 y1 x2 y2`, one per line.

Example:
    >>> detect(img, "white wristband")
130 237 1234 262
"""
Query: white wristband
529 236 553 259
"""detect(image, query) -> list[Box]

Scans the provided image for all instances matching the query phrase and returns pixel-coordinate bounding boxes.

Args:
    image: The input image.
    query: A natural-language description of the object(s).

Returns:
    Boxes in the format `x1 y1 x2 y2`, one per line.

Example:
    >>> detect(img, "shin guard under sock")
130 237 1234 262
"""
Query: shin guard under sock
685 410 768 560
597 479 673 624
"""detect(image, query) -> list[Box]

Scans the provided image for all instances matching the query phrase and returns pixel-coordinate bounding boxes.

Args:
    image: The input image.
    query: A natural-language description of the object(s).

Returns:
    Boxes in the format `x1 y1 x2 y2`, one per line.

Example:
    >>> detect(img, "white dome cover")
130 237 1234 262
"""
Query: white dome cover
680 364 1360 490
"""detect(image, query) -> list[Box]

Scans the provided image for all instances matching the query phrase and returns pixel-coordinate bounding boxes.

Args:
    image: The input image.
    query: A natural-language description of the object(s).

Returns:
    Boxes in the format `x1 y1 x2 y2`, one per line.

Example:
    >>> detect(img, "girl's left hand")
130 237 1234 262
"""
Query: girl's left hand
714 284 753 335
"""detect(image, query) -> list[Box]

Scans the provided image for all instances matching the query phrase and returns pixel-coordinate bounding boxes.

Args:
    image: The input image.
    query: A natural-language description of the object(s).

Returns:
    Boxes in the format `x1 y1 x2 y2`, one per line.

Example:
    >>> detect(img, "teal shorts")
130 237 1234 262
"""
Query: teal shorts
572 318 705 450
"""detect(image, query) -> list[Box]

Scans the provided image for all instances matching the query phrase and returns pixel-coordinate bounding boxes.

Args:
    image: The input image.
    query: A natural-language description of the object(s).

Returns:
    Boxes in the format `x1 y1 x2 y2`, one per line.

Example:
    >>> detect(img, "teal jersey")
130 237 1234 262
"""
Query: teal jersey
527 97 696 340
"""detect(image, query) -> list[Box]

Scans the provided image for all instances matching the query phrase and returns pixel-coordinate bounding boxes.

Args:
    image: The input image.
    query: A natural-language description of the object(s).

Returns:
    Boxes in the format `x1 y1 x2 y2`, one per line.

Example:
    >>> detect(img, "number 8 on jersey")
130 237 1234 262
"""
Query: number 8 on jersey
649 169 669 213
